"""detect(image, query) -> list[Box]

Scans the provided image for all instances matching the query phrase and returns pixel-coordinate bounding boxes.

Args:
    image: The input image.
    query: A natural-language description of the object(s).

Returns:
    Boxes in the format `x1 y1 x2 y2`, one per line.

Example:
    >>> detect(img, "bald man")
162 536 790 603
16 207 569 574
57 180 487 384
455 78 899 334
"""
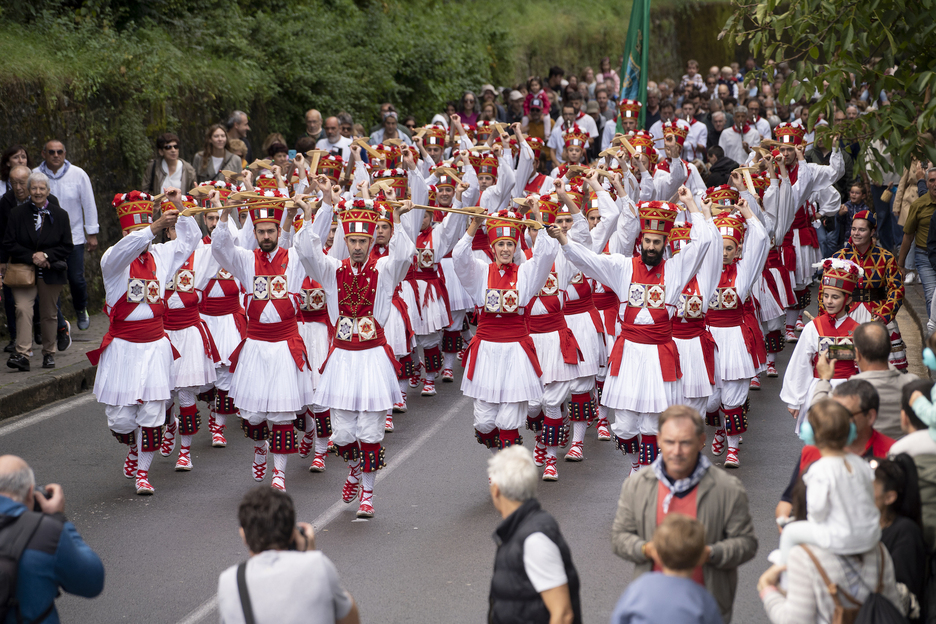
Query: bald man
316 116 352 162
0 455 104 623
303 109 324 142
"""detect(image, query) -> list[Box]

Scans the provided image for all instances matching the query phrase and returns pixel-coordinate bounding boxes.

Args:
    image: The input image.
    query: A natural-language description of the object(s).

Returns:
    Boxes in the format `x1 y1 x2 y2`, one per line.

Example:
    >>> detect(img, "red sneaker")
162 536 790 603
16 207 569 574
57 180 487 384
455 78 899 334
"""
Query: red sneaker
271 469 285 491
724 447 740 468
209 415 227 448
711 429 727 456
135 470 154 495
441 368 454 382
408 362 424 388
252 444 268 482
385 415 394 432
393 392 407 413
175 446 193 471
160 419 177 457
542 456 558 481
357 489 374 518
421 379 437 396
342 465 361 503
533 436 547 467
767 362 779 377
309 452 327 473
749 376 761 391
123 446 138 479
596 419 612 441
564 441 584 462
298 432 315 458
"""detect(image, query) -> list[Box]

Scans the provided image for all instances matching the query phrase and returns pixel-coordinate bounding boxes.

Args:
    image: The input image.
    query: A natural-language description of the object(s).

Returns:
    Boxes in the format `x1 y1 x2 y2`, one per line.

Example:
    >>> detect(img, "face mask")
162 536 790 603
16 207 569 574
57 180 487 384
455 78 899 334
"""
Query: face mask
799 421 858 447
924 347 936 371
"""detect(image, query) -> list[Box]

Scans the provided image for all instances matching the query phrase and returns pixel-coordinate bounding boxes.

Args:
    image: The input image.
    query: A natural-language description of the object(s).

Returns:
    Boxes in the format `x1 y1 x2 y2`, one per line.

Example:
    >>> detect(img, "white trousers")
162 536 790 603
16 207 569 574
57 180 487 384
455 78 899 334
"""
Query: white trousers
241 410 296 425
474 400 527 433
610 410 658 439
106 400 167 433
331 409 386 446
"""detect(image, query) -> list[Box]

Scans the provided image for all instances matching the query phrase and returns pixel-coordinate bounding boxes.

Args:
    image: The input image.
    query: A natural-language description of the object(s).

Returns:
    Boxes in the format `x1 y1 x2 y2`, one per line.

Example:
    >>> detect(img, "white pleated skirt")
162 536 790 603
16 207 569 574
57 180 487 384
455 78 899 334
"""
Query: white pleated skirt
441 257 474 311
167 326 218 389
298 320 330 388
460 340 544 403
201 313 242 365
709 325 756 381
673 335 716 399
565 311 605 376
790 230 820 288
314 346 401 412
401 279 449 335
756 274 786 322
384 305 411 357
600 340 682 413
530 330 580 384
94 336 175 406
229 339 316 413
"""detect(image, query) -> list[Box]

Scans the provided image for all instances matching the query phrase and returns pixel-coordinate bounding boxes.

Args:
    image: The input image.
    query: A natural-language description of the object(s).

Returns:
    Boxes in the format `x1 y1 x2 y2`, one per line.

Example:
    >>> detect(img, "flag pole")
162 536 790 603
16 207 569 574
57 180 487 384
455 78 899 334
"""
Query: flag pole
616 0 651 131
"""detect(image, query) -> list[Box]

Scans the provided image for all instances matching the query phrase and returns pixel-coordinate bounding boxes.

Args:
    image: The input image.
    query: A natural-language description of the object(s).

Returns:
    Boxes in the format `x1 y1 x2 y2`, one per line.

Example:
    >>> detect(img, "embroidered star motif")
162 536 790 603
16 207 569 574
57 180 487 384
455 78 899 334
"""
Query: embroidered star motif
129 282 144 299
177 273 192 288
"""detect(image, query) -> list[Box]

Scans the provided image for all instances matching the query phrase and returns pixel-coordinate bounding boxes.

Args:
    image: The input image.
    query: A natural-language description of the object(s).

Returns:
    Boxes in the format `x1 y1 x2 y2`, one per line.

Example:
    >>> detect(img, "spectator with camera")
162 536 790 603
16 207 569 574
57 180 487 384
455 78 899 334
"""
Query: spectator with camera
217 487 360 624
0 454 104 624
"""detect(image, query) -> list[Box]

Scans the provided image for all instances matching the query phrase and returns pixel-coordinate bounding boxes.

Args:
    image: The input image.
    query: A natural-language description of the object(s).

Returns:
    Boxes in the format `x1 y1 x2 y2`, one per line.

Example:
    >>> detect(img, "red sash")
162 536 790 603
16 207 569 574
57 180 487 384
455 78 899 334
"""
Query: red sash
164 305 221 362
320 324 399 375
464 315 542 380
592 291 619 335
229 319 308 372
87 317 179 366
526 314 582 365
610 320 681 381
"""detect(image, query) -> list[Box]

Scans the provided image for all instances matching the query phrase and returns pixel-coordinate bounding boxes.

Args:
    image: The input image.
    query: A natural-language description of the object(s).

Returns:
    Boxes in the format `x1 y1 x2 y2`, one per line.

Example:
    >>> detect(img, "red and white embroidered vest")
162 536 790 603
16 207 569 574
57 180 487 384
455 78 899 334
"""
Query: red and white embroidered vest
812 313 859 378
114 252 164 321
164 253 199 308
622 257 668 326
481 262 523 317
334 257 382 342
246 247 295 323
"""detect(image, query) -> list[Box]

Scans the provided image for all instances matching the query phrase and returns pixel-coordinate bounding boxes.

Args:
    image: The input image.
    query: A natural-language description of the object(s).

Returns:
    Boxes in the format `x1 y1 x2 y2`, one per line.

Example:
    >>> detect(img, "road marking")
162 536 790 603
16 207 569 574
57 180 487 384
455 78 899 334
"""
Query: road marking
0 393 95 438
176 394 470 624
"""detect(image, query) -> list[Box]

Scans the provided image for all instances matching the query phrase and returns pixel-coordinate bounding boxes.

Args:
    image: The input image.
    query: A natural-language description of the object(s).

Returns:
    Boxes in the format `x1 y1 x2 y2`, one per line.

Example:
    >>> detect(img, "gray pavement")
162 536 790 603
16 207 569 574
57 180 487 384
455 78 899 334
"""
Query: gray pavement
2 342 815 624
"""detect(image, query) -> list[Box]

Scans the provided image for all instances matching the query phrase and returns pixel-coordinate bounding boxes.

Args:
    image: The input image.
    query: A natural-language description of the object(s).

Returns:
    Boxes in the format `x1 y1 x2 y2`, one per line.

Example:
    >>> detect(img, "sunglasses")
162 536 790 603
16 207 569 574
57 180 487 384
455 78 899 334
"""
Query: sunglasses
405 124 416 130
46 149 64 155
163 144 179 150
464 99 475 104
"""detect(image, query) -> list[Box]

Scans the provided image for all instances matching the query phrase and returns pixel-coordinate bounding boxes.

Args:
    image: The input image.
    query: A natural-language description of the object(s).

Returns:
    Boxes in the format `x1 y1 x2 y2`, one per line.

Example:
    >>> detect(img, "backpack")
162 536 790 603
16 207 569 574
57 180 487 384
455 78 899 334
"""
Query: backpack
0 511 53 624
802 543 909 624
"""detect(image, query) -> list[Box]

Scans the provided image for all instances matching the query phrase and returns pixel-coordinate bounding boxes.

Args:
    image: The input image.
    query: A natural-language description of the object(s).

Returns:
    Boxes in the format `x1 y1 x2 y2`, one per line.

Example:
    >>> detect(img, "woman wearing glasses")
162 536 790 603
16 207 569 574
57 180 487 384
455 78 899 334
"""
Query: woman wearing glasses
458 91 480 127
142 133 196 195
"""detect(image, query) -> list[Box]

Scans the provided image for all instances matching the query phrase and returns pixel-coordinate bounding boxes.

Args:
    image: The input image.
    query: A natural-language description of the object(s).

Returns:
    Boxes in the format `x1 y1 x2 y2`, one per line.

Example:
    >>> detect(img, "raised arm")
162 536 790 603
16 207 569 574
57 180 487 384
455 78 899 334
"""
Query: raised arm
518 227 559 306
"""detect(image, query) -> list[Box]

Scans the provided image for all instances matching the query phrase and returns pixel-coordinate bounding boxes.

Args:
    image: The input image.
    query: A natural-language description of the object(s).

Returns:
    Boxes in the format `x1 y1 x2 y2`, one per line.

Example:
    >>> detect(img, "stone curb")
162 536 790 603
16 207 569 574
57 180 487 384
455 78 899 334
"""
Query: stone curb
0 362 97 421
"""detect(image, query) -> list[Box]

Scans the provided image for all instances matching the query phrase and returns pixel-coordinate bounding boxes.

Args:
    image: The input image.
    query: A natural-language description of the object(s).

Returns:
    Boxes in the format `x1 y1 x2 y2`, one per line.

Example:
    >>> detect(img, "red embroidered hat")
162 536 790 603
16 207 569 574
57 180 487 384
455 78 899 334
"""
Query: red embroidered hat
372 168 409 199
338 198 382 238
487 209 522 246
662 120 689 146
563 124 589 149
816 258 864 295
705 185 740 206
248 189 289 225
618 99 642 119
774 122 806 145
637 201 678 237
714 213 746 245
668 223 692 255
113 191 154 233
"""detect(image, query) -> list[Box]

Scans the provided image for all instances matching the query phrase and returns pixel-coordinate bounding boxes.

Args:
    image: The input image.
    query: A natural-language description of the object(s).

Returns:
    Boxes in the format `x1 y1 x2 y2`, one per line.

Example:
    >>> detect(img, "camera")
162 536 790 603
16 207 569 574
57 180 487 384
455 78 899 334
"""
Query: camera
33 485 51 512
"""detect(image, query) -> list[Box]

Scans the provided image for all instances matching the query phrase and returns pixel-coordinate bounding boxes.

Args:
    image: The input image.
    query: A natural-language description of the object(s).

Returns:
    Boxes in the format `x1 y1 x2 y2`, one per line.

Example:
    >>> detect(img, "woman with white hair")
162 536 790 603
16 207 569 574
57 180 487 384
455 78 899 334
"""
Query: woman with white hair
2 171 73 371
487 445 581 624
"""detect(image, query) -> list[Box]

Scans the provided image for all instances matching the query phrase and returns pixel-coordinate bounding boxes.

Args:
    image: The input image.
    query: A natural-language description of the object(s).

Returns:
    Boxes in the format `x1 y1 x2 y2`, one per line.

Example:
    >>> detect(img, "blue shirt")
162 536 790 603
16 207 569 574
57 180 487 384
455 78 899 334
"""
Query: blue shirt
0 495 104 624
610 572 723 624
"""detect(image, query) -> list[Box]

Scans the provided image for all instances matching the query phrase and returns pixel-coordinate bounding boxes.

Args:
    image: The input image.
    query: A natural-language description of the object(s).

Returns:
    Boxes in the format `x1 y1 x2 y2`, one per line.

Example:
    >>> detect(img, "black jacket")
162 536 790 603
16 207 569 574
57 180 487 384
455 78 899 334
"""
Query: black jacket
706 156 740 187
2 199 74 284
488 498 581 624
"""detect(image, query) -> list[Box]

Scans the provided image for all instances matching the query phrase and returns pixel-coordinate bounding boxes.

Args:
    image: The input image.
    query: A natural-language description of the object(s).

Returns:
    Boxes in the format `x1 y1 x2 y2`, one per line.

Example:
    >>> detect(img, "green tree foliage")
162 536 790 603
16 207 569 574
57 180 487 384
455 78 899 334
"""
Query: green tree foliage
0 0 511 151
722 0 936 179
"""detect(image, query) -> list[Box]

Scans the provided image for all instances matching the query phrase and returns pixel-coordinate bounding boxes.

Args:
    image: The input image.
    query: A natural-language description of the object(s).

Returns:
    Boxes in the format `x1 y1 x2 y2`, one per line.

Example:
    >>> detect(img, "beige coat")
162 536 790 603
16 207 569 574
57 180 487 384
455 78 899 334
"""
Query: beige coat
192 150 243 184
142 158 196 196
611 464 758 623
894 160 922 226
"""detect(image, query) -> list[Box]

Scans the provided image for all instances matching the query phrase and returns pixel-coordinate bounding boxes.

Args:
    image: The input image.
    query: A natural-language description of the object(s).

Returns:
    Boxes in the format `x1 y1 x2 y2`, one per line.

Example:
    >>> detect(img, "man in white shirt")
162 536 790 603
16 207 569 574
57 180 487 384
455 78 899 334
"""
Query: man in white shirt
680 101 708 162
747 98 772 140
718 106 760 165
35 140 99 330
487 446 579 624
218 487 360 624
649 100 677 152
547 94 597 169
316 117 353 162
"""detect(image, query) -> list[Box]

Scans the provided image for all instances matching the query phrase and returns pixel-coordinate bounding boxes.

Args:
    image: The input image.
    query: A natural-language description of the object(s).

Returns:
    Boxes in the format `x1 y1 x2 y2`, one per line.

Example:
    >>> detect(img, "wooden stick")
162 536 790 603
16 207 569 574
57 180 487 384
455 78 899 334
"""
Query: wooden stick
433 167 463 185
567 165 614 180
742 169 757 197
611 135 637 155
383 138 406 147
305 150 327 177
247 159 273 170
803 310 814 321
352 138 382 159
387 201 543 229
368 180 395 196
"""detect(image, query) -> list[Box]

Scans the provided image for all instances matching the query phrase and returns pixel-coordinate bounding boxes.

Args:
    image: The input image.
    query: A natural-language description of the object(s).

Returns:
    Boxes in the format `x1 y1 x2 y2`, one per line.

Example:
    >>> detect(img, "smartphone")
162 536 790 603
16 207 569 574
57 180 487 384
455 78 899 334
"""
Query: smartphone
827 343 856 360
288 149 297 160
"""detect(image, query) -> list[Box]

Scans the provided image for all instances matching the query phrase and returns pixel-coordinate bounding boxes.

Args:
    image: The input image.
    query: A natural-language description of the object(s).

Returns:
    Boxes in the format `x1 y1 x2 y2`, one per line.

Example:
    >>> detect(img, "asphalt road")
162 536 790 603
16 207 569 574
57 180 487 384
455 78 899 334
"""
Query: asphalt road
3 339 809 623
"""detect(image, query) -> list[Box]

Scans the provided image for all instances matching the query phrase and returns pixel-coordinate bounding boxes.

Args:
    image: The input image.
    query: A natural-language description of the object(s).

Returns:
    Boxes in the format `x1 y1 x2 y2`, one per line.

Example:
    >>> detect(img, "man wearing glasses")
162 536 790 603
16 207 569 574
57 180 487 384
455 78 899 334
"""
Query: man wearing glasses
35 140 98 331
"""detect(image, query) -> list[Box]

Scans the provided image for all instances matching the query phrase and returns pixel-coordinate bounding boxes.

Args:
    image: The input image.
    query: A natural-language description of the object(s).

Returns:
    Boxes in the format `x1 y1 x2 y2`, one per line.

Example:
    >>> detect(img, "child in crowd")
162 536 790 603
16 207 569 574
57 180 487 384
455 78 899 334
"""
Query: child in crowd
610 514 724 624
840 182 870 245
773 399 881 564
680 59 705 92
523 76 550 118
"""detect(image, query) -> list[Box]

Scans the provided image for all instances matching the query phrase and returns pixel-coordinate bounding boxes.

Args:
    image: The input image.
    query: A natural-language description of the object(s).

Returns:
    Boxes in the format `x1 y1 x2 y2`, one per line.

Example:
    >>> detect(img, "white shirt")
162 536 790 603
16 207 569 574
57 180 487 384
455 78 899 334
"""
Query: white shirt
547 114 598 164
523 533 568 592
683 120 708 162
211 155 224 173
160 160 183 193
802 454 881 554
718 126 761 165
217 550 354 624
315 135 353 162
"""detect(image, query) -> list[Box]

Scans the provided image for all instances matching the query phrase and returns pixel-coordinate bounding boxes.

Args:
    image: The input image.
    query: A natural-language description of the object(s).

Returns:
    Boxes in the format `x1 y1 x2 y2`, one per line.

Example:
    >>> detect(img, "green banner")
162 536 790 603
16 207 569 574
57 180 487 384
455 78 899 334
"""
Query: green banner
617 0 650 131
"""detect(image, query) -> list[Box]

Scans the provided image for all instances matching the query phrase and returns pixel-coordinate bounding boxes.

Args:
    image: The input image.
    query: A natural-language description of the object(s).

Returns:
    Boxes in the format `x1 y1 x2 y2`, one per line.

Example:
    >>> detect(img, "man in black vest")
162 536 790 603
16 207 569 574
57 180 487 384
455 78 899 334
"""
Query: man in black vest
487 446 581 624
